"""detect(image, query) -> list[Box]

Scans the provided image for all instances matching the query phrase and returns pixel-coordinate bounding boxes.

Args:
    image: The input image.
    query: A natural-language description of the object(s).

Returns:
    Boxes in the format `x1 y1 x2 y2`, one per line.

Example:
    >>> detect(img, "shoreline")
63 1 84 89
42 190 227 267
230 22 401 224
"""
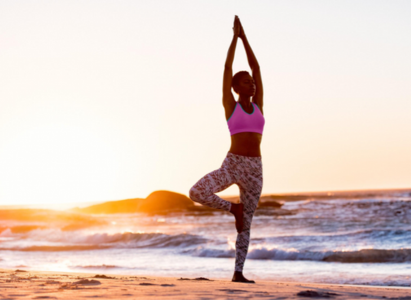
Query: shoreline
1 268 410 299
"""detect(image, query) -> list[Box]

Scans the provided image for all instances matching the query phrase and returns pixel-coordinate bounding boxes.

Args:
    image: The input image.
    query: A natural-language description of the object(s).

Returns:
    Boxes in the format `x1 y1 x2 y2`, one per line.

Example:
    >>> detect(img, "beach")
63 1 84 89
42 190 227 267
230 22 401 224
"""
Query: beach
2 190 411 287
1 189 411 299
1 268 411 299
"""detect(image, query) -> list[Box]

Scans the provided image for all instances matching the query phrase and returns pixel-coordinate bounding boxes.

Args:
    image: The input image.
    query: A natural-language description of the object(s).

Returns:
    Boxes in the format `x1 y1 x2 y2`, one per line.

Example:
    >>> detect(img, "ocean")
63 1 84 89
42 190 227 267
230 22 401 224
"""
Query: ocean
1 190 410 287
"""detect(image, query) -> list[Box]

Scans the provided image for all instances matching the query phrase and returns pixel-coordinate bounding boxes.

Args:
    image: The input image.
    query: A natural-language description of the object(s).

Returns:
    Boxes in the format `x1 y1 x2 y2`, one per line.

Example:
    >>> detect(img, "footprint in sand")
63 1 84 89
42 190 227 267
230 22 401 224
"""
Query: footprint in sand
59 283 79 290
139 282 157 286
178 277 211 281
218 289 248 294
94 274 115 279
45 280 60 284
297 290 340 298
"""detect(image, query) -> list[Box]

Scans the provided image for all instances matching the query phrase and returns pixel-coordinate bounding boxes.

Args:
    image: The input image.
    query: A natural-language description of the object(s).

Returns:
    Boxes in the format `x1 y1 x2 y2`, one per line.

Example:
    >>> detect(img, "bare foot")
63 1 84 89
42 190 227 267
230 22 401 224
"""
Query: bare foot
230 203 244 233
232 271 255 283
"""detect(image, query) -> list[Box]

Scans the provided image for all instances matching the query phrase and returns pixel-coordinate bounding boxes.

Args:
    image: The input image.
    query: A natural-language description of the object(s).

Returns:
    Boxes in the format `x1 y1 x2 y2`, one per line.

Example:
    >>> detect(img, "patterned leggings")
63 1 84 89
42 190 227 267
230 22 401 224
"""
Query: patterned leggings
189 152 263 272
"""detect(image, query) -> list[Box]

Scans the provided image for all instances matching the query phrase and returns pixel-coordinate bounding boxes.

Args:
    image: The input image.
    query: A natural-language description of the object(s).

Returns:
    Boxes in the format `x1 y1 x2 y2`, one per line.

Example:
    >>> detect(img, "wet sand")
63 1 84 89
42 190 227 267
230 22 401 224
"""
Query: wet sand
1 268 410 299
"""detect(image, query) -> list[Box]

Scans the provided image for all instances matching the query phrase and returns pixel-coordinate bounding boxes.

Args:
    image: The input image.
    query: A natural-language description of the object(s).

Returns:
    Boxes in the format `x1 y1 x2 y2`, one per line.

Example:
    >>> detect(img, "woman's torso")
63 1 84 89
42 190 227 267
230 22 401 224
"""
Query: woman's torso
225 101 263 157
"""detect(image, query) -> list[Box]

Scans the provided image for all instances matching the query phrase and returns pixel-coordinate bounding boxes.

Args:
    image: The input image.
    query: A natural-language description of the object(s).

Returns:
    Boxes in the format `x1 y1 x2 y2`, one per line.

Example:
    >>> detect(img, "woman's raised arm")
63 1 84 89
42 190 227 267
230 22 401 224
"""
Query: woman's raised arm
239 19 263 111
222 16 240 108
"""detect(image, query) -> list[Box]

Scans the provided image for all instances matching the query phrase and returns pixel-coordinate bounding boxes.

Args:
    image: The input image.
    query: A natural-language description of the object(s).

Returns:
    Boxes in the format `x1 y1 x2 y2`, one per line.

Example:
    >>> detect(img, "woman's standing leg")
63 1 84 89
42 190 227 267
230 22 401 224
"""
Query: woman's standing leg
233 157 263 277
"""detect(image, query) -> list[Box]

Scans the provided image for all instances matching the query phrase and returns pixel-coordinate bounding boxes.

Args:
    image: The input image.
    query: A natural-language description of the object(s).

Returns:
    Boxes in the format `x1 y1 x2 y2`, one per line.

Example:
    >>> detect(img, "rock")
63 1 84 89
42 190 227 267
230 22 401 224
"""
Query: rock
137 190 195 213
70 190 196 215
71 198 143 214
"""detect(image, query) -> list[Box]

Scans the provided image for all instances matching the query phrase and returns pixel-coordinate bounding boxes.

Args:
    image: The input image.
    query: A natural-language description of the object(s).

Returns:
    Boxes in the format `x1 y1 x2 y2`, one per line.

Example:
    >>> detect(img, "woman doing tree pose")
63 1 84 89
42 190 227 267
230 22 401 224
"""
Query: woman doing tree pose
189 16 264 283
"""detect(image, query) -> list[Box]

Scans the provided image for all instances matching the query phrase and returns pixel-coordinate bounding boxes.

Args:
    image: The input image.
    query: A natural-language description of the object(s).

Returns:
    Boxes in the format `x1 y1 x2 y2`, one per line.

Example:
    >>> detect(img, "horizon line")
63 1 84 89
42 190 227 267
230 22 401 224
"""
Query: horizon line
1 186 410 210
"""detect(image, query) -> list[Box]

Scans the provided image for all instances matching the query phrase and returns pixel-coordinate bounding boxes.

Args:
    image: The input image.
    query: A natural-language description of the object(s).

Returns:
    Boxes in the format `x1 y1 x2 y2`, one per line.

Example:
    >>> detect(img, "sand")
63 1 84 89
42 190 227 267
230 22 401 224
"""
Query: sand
0 268 410 299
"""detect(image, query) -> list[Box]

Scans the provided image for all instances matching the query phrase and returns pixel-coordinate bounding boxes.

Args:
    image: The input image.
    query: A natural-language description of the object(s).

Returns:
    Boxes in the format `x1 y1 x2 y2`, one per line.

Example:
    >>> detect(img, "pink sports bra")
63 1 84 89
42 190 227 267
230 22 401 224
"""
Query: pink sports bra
227 102 265 136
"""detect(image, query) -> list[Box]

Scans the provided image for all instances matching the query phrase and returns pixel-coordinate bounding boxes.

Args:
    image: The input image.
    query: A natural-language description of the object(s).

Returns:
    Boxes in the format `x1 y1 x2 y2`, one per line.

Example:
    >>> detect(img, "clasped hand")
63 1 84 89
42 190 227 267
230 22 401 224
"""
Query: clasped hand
233 15 246 39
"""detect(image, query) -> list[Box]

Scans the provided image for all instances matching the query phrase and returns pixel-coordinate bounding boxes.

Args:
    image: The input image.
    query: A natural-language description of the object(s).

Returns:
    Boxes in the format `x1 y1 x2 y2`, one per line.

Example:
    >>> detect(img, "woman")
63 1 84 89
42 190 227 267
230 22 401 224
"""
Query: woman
189 16 264 284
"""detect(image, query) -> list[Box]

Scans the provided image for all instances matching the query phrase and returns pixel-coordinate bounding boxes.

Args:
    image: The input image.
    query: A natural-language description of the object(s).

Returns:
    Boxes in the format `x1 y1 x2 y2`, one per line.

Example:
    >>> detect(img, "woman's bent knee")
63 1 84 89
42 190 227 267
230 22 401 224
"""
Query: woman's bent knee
189 186 200 202
189 185 211 206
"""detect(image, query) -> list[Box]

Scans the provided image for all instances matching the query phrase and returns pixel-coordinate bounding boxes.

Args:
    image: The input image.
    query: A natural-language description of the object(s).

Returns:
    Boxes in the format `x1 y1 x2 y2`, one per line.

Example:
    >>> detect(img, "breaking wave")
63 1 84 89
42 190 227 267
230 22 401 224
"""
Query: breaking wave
248 247 411 263
187 246 411 263
0 231 208 251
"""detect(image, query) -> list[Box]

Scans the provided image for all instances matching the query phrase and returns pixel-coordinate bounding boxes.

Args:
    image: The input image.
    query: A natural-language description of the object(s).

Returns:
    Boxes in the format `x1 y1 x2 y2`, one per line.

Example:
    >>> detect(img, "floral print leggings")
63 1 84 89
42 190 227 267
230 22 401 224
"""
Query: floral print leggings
189 152 263 272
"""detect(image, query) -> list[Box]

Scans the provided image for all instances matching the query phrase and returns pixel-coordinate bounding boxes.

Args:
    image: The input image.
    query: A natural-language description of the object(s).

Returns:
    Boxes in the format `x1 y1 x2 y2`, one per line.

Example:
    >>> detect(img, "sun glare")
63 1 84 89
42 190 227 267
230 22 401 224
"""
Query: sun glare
0 122 120 206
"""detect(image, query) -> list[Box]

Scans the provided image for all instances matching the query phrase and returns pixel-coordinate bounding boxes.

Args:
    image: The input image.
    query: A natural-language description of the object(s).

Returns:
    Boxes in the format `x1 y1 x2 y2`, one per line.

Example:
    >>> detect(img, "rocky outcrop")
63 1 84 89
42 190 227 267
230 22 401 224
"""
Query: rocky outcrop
258 200 283 208
71 198 144 214
136 190 195 213
71 191 195 214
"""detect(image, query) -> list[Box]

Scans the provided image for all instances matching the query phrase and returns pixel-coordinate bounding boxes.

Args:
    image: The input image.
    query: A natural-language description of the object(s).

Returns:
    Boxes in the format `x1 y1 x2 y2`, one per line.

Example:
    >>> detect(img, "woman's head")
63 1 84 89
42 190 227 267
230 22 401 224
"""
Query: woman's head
232 71 255 96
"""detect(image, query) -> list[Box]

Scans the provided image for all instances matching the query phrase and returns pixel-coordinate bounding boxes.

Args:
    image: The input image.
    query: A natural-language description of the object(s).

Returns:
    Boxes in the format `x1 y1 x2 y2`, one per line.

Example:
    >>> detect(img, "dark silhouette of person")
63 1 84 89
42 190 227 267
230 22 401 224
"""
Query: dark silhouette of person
189 16 264 283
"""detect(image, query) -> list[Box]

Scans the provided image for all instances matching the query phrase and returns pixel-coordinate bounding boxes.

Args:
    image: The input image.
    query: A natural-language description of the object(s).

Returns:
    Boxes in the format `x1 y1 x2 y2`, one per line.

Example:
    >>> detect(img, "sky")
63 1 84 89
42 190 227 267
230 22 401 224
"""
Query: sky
1 0 410 206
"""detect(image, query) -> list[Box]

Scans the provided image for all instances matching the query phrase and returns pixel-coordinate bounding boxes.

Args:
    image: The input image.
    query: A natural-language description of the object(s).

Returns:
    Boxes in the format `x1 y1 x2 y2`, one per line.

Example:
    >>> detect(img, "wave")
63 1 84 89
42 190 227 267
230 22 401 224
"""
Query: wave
0 245 111 251
24 229 206 246
281 198 411 227
323 248 411 263
15 227 411 250
249 247 411 263
259 229 411 249
187 246 411 263
260 228 411 240
183 246 235 258
0 231 208 251
284 198 411 212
